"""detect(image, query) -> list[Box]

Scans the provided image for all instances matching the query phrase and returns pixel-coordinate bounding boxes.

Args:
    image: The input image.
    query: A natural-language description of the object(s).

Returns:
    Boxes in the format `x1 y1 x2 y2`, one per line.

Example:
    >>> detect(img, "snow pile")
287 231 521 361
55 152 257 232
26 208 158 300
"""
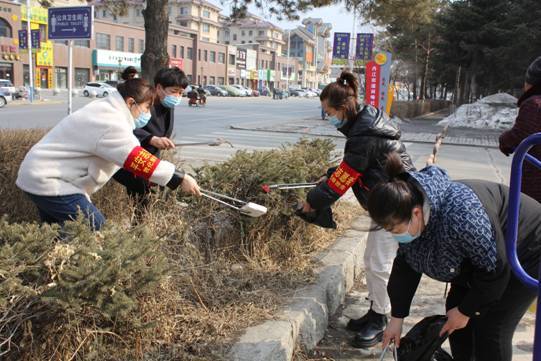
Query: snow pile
438 93 518 130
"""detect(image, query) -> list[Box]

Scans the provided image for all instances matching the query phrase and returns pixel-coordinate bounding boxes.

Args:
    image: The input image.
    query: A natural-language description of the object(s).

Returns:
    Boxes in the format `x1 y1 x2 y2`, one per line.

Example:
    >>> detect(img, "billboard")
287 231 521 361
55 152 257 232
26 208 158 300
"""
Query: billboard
332 32 350 65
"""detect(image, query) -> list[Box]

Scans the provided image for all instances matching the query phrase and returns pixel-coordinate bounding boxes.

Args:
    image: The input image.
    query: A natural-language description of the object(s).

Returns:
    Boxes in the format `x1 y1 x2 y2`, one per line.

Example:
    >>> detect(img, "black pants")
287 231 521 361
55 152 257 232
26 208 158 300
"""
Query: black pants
113 169 151 219
446 269 537 361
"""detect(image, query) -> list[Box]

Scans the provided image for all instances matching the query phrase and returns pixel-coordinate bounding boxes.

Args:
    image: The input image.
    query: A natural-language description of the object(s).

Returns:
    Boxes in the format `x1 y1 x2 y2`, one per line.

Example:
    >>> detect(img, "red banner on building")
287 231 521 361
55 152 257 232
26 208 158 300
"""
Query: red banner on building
169 58 184 70
365 61 381 108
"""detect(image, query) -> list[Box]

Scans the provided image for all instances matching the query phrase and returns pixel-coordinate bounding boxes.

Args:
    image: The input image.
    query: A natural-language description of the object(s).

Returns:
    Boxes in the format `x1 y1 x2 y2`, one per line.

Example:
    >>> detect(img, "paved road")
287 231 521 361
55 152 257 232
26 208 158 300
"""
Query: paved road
1 96 512 180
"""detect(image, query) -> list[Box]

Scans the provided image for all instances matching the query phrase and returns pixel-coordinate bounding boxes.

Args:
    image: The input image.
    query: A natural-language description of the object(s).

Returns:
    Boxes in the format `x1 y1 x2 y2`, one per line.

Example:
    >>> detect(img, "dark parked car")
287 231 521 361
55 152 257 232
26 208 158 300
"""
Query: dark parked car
204 85 228 96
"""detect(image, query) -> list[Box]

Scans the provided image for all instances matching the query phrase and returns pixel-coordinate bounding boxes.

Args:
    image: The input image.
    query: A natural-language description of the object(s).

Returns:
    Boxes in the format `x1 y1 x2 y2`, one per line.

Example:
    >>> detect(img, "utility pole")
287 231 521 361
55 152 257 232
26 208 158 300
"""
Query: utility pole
286 30 290 90
26 0 34 103
314 25 318 89
348 5 356 72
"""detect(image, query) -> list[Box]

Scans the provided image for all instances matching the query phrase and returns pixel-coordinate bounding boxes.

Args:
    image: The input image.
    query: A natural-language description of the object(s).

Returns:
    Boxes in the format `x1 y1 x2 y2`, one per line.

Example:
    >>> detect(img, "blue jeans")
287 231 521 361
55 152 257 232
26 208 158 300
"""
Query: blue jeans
26 193 105 231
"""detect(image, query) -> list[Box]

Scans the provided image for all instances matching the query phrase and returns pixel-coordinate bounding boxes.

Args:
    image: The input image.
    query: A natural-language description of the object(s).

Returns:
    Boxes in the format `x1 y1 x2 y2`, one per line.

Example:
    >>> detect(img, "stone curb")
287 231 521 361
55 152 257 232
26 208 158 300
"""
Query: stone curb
229 215 371 361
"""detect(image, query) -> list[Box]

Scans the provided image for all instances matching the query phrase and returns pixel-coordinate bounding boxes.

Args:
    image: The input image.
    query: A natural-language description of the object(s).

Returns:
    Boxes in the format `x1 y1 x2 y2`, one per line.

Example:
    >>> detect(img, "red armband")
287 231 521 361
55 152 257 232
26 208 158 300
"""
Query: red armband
123 146 161 180
326 161 362 196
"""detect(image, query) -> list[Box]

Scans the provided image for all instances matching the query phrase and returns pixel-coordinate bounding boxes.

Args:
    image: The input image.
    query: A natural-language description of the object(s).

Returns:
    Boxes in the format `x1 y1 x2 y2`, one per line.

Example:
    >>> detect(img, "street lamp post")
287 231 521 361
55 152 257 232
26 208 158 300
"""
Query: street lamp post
26 0 34 103
286 30 291 91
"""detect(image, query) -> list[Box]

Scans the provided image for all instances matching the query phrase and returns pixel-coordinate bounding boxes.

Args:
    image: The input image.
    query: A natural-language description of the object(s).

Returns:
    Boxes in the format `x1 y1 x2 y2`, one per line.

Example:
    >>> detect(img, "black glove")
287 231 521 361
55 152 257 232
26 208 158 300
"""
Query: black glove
295 204 337 229
166 169 185 190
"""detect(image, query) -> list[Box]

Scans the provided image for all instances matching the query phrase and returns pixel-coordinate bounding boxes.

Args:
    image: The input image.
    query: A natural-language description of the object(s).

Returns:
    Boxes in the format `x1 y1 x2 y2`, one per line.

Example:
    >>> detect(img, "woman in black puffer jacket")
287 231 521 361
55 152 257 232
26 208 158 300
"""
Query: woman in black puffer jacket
299 71 415 348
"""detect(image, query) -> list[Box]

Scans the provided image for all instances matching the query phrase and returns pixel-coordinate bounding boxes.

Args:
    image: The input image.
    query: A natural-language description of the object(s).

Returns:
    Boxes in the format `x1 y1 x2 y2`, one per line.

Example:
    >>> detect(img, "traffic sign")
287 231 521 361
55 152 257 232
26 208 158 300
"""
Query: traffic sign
48 6 93 40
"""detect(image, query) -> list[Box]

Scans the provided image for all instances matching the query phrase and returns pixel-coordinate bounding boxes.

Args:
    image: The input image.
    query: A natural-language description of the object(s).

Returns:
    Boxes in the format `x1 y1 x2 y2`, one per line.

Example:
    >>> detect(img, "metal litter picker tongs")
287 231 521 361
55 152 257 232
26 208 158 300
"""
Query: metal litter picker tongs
261 182 318 193
200 189 267 218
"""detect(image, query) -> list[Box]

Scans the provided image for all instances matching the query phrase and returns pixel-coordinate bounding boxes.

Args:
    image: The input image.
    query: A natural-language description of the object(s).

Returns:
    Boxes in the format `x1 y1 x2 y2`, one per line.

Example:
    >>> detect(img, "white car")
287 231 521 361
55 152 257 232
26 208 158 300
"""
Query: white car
0 79 16 97
0 89 12 108
82 82 115 97
232 84 251 97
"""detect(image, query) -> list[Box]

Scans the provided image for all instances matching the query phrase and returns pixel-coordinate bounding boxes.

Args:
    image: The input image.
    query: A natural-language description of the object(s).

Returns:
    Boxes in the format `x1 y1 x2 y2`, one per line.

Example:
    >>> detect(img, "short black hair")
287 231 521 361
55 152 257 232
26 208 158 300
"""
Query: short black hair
154 67 189 89
121 66 138 81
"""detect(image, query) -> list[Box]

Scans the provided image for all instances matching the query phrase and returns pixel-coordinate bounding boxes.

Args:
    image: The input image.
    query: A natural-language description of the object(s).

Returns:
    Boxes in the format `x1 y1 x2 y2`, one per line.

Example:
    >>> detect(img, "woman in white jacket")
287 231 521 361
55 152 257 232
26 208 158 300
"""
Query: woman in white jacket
16 78 200 230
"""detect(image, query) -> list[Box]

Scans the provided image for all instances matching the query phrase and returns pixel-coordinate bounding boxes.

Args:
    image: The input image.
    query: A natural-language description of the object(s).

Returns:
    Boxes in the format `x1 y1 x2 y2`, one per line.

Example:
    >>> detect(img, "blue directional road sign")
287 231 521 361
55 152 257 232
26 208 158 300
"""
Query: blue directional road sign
48 6 93 40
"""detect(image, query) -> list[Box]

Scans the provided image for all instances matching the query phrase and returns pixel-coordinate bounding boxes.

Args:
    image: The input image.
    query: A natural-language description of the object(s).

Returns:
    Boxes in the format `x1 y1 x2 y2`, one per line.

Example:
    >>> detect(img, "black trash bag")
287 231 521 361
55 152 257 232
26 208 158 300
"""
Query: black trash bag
295 205 337 229
397 315 453 361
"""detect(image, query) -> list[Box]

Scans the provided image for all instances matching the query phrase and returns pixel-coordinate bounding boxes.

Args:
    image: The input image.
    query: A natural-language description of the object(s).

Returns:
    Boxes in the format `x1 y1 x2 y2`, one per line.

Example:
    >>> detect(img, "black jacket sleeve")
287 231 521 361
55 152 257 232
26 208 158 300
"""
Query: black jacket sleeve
306 139 370 210
134 127 153 147
388 252 422 318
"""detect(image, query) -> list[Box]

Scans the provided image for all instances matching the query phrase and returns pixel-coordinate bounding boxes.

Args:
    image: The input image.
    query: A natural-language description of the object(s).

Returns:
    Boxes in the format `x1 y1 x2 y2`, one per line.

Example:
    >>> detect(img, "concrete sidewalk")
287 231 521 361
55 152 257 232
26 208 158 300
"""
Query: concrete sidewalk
231 109 503 149
299 276 535 360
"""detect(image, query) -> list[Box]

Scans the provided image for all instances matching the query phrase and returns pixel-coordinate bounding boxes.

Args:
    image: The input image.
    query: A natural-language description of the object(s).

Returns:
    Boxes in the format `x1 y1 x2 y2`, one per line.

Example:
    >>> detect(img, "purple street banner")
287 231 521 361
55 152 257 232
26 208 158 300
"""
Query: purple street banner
31 30 41 50
355 33 374 66
332 32 350 65
18 30 27 50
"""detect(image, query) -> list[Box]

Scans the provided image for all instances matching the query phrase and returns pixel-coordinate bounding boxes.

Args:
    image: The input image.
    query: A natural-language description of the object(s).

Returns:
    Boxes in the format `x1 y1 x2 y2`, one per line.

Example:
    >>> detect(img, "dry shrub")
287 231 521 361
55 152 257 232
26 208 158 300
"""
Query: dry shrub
0 131 361 360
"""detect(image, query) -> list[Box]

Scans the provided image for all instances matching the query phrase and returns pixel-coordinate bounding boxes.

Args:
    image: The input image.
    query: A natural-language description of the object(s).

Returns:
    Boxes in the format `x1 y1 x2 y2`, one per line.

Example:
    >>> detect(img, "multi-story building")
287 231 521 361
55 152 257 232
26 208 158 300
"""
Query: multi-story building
302 18 332 85
218 13 285 54
93 0 222 43
0 0 22 85
284 18 332 88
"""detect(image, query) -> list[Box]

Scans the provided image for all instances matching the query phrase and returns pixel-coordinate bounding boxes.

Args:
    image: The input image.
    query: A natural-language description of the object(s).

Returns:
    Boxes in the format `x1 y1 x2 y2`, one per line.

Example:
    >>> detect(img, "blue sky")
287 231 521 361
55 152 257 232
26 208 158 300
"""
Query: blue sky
209 0 377 35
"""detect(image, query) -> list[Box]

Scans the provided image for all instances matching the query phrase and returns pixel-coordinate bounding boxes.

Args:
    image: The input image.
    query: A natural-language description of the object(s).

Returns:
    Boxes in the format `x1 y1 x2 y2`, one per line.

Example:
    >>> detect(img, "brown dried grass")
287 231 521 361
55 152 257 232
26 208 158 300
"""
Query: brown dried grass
0 130 360 360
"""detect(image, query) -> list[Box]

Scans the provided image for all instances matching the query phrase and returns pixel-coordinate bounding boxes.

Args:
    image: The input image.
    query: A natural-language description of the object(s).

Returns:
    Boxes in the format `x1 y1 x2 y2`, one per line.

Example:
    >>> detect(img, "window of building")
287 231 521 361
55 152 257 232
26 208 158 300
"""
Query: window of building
198 49 201 60
203 75 207 85
178 20 188 27
139 39 145 52
180 46 185 58
249 30 253 36
202 9 210 18
241 30 245 36
241 41 245 44
228 54 235 65
180 7 189 15
75 68 90 88
218 52 225 64
1 19 13 38
38 24 47 42
96 33 111 50
74 39 90 48
225 41 230 45
102 10 107 17
203 50 208 61
171 45 177 58
187 74 193 82
136 8 142 17
128 38 135 52
55 67 67 89
210 76 215 84
218 77 225 85
210 51 216 63
187 47 193 59
233 34 237 41
258 30 264 36
202 24 210 33
115 36 124 51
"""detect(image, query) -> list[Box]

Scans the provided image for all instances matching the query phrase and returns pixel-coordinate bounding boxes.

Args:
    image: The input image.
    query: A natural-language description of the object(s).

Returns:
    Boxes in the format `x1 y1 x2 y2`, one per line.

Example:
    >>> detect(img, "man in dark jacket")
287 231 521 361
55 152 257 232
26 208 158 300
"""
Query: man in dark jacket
499 56 541 202
302 103 415 348
113 67 188 210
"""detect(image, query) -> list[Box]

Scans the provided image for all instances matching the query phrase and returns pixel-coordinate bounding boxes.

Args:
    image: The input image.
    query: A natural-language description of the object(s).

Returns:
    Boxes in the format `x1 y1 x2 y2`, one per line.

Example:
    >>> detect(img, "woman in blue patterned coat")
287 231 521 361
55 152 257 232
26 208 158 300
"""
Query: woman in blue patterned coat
367 152 541 361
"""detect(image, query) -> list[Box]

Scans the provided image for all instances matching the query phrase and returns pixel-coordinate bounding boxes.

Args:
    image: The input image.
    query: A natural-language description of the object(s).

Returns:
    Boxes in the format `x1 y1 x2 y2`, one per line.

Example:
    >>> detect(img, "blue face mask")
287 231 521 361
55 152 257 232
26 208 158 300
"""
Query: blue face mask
134 110 152 128
161 95 182 108
328 115 345 129
392 219 420 244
